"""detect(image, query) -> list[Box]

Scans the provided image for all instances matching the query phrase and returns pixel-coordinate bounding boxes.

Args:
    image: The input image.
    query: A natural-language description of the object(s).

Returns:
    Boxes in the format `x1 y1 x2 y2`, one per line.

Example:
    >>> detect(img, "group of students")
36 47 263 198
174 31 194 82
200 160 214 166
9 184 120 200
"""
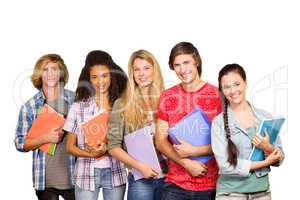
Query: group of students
15 42 284 200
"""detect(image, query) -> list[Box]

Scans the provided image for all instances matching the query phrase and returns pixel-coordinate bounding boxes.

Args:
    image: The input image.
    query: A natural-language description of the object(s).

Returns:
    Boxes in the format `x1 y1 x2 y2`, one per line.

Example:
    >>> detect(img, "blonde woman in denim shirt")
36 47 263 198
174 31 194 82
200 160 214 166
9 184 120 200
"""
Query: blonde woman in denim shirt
211 64 284 200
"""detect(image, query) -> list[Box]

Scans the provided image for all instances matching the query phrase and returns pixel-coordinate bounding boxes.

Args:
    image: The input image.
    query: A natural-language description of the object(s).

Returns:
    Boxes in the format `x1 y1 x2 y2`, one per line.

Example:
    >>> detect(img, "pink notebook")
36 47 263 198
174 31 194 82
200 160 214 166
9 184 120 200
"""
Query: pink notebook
124 125 162 180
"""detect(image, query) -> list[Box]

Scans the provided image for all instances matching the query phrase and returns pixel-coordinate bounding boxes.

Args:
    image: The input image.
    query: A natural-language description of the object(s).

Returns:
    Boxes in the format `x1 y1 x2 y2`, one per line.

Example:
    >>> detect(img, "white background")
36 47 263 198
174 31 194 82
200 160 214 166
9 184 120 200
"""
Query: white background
0 0 298 199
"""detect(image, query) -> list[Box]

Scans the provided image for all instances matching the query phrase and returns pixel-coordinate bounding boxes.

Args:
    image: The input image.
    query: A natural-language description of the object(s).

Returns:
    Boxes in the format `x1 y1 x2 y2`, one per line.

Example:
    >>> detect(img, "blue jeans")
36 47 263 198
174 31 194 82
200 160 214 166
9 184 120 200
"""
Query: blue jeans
75 168 126 200
161 182 216 200
127 173 165 200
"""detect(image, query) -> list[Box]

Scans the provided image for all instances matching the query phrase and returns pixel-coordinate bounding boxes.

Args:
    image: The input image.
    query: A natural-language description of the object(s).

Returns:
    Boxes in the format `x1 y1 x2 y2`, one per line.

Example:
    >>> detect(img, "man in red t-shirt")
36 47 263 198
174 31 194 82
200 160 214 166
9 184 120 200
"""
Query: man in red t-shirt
155 42 222 200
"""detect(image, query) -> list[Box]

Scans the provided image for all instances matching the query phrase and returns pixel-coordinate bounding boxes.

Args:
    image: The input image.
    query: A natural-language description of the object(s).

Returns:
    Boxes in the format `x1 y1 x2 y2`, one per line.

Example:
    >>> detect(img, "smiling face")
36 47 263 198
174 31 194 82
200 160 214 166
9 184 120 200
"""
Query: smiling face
221 71 247 106
173 54 200 86
89 64 111 95
41 62 61 88
132 58 154 89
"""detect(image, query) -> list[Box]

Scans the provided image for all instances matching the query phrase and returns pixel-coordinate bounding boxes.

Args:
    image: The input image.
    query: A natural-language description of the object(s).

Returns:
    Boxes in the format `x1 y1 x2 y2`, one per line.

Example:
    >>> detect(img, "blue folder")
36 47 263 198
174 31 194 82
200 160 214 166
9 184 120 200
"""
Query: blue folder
249 117 285 161
167 107 212 163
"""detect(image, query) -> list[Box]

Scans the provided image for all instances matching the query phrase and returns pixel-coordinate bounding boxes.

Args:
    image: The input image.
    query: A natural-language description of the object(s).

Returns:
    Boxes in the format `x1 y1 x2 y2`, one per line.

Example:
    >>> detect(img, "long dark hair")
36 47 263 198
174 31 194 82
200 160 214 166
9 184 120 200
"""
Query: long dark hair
75 50 128 106
218 63 246 167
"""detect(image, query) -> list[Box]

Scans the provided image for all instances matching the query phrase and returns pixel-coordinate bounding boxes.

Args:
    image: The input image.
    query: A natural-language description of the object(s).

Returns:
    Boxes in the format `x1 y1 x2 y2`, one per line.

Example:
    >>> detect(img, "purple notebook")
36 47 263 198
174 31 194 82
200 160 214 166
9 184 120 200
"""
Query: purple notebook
168 107 212 163
124 125 162 180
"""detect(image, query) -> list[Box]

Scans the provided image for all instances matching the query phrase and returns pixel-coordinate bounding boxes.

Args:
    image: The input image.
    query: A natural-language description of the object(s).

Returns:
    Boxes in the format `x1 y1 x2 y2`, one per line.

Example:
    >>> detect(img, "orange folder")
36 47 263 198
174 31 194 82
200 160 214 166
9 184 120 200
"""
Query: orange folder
81 112 109 160
26 104 65 155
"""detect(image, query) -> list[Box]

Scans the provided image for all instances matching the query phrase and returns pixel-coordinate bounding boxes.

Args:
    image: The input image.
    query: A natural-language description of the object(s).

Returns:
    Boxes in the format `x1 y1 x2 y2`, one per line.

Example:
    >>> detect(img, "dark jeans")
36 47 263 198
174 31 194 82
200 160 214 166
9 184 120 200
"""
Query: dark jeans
161 182 216 200
35 188 75 200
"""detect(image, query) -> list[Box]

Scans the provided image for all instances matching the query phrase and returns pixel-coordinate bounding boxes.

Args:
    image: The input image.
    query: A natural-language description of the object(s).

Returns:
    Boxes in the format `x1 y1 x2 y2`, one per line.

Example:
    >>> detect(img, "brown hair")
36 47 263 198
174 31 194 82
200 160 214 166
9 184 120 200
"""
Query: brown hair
218 63 246 167
168 42 202 77
31 54 69 89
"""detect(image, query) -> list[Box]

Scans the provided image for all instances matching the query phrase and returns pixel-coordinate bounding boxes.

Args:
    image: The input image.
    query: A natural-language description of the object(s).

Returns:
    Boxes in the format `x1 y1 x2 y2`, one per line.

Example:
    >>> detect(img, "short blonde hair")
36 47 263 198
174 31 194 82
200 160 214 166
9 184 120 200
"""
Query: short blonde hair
31 54 69 89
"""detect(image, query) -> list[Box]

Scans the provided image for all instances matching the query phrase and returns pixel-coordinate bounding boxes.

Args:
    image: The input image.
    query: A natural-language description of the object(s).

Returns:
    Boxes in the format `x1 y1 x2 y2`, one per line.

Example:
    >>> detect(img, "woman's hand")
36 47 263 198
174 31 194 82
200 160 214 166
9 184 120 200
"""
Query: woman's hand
86 142 107 158
252 128 273 154
136 162 159 179
265 149 281 165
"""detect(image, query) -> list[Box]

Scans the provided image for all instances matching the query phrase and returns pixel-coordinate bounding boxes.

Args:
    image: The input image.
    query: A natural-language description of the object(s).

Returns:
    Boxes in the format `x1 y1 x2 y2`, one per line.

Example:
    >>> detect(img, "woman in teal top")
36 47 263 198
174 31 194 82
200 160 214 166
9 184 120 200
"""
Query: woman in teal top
211 64 284 200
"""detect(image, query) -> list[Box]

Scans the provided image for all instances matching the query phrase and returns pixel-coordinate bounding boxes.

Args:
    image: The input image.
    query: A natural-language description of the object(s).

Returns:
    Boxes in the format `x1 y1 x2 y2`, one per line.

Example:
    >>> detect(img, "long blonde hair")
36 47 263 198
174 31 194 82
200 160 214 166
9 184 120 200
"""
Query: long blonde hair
120 50 164 128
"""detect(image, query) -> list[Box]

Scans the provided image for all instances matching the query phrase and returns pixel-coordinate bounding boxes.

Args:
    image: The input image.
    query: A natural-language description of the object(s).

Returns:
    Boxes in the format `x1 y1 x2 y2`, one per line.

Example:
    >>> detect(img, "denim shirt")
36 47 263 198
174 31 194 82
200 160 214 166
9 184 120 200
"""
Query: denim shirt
211 103 284 178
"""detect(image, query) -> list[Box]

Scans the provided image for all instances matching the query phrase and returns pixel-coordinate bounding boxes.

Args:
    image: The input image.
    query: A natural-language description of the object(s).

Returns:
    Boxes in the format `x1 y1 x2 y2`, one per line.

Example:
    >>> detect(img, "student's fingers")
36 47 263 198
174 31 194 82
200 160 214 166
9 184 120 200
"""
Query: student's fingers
264 128 269 137
173 144 179 150
255 137 261 144
98 143 106 149
252 137 261 145
95 143 107 153
201 166 208 173
54 125 64 132
200 169 207 175
273 149 280 157
85 143 94 152
252 135 258 141
198 161 208 169
269 149 280 162
151 168 159 176
254 133 262 140
277 149 282 158
150 170 159 179
57 129 64 138
270 149 279 156
92 141 103 150
59 129 64 135
252 140 258 146
173 145 184 153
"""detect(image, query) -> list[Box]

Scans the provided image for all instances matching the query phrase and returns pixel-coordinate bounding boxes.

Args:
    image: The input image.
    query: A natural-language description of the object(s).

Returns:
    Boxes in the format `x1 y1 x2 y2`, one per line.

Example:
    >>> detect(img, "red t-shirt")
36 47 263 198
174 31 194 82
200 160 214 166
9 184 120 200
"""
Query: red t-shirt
157 82 222 191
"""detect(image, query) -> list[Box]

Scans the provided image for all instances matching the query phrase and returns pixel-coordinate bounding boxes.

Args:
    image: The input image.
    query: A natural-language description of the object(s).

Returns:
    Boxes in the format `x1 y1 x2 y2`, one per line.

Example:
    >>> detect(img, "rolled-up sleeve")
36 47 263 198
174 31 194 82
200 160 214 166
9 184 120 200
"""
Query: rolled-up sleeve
211 118 251 177
272 133 285 166
63 104 78 134
107 100 125 150
15 105 33 152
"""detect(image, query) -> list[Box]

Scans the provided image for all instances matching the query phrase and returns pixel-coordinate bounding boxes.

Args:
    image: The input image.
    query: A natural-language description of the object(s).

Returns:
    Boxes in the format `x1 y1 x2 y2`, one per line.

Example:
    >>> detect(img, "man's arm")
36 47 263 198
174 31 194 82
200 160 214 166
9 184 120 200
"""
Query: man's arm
155 119 208 177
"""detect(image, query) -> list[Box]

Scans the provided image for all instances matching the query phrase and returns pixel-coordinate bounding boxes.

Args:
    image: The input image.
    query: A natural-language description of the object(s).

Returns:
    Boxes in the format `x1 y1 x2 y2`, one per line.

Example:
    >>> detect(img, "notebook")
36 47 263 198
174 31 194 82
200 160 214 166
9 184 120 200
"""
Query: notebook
27 104 65 155
81 112 109 160
249 117 285 161
168 107 213 163
124 125 162 180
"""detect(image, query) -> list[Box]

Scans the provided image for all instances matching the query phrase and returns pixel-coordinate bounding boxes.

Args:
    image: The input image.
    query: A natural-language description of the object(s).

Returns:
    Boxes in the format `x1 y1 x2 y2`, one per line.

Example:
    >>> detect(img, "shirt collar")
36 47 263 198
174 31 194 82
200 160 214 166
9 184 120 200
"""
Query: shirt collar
226 102 262 135
36 88 73 104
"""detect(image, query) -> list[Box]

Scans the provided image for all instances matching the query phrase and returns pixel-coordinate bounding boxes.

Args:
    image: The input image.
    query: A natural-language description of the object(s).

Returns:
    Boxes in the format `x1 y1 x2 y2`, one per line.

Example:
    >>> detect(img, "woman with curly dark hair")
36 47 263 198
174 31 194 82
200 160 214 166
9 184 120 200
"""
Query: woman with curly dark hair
64 50 128 200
